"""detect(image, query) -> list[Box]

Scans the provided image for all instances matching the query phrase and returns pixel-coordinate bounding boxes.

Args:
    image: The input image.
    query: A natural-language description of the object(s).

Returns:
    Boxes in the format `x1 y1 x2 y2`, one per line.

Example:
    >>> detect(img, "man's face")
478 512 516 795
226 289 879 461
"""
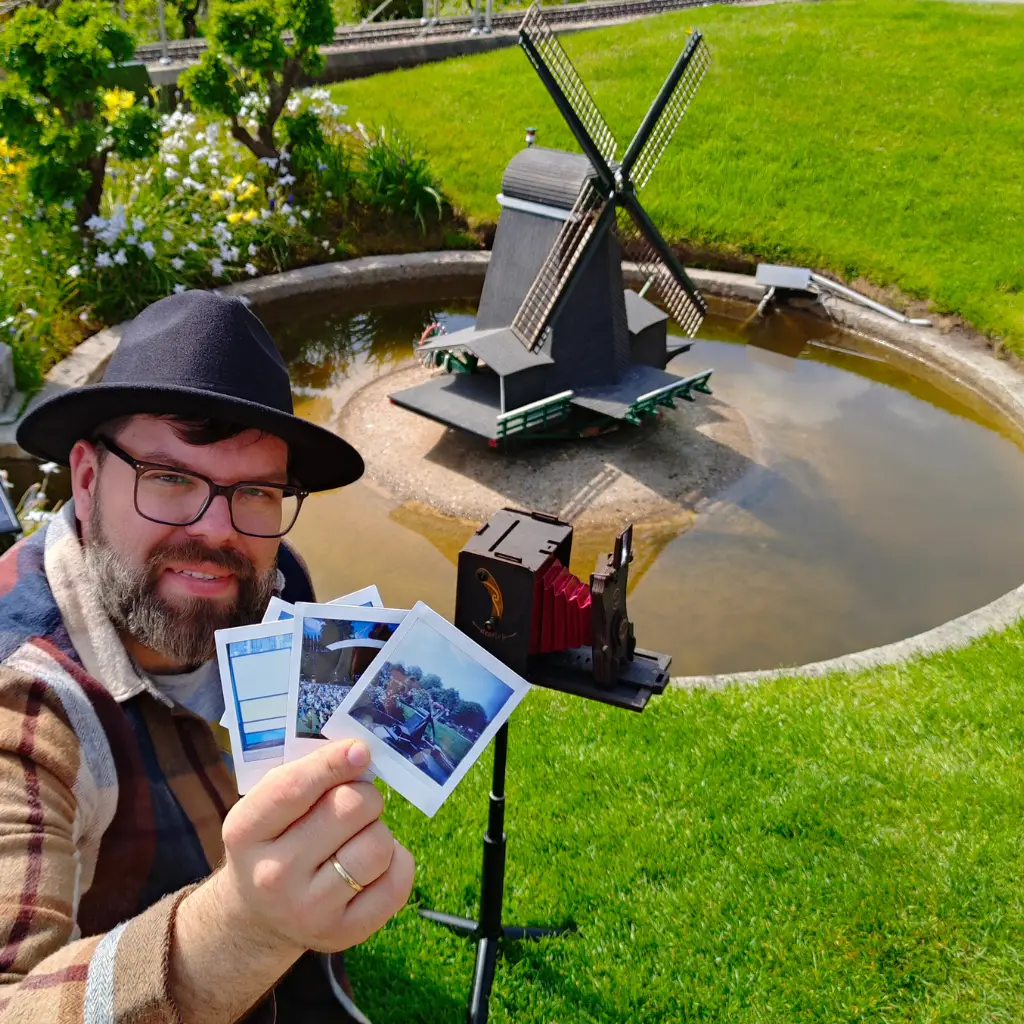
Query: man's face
70 415 289 668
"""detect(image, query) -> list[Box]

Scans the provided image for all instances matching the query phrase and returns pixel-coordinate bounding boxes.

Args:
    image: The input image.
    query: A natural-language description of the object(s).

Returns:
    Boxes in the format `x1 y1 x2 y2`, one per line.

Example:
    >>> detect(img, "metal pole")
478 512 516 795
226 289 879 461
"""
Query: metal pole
118 0 125 17
158 0 170 64
470 0 479 34
808 272 932 327
483 0 492 34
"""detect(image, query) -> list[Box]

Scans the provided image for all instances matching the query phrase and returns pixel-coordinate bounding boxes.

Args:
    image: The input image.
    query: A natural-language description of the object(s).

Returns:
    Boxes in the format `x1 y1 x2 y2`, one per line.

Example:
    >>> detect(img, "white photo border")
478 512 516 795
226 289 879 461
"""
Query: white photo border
215 618 295 794
322 601 531 818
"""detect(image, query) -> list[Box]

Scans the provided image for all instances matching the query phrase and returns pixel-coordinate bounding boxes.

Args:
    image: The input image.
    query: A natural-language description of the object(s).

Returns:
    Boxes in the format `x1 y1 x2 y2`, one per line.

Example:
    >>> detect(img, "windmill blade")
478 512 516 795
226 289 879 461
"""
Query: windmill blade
518 4 617 188
616 203 706 338
512 180 614 351
620 30 710 191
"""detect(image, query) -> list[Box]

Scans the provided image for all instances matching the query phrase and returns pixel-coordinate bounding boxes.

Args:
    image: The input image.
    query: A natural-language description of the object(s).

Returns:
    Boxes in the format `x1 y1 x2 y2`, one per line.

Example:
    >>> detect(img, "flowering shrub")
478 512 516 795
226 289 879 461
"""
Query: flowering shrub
182 0 336 165
0 85 457 391
0 1 160 230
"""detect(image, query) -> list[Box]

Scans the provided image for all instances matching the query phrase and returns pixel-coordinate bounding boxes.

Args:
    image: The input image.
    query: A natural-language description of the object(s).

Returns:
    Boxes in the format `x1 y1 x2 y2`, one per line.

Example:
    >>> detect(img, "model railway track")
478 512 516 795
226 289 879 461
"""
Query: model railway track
135 0 738 64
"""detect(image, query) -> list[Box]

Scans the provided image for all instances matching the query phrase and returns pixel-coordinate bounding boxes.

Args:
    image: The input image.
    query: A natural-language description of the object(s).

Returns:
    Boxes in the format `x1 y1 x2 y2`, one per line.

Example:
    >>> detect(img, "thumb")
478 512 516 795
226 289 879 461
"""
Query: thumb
226 740 372 844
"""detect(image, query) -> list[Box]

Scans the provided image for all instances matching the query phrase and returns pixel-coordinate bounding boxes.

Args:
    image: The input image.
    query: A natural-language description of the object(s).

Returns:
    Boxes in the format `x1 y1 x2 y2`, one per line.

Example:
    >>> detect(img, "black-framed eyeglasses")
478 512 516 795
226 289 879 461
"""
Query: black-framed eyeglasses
96 436 307 539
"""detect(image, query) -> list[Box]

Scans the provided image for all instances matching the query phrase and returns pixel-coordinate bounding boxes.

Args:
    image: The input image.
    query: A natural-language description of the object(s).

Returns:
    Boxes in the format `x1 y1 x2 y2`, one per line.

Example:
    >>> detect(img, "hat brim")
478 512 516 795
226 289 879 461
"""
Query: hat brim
16 383 364 492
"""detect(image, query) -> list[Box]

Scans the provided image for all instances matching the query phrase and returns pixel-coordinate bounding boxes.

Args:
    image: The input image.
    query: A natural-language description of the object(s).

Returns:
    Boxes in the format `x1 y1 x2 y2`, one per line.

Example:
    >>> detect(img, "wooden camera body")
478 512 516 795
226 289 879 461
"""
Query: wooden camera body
454 507 670 711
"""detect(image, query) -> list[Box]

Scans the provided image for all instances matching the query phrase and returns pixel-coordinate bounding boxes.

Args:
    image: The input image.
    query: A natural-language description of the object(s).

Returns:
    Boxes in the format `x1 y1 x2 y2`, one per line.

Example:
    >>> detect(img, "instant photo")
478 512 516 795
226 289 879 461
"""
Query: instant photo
215 619 294 793
284 602 408 761
219 586 386 731
262 585 383 624
323 602 531 818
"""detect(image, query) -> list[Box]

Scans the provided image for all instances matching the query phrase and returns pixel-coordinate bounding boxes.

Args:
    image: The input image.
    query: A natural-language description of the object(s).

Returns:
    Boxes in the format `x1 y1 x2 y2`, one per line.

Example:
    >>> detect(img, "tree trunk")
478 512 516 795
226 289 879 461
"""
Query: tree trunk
76 152 107 234
230 120 279 162
182 7 199 37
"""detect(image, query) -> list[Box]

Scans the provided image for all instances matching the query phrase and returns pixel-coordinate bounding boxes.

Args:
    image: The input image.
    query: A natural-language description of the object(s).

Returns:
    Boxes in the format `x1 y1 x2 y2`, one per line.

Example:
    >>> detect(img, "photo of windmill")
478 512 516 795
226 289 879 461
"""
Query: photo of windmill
390 3 714 444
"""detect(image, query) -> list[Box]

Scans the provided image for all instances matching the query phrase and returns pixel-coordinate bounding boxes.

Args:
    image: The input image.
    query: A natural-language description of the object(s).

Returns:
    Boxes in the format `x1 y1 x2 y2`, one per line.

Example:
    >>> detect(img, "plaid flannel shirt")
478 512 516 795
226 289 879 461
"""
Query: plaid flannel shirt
0 503 241 1022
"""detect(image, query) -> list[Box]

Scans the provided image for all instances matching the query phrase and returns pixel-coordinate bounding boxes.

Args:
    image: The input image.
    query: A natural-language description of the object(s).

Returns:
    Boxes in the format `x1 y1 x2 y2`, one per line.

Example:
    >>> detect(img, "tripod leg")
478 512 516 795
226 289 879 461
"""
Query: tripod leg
467 936 499 1024
501 922 577 941
418 908 478 936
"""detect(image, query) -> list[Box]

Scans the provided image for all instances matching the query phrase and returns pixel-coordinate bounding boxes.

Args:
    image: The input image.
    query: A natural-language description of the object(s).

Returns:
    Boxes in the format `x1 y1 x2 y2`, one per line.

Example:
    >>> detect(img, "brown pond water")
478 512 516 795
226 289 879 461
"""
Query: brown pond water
19 287 1024 677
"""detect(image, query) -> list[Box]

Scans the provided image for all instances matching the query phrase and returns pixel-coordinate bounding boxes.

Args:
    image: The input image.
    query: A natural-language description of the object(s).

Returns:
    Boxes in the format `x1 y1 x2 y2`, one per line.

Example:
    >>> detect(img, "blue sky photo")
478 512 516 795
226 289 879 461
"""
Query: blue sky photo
386 618 513 720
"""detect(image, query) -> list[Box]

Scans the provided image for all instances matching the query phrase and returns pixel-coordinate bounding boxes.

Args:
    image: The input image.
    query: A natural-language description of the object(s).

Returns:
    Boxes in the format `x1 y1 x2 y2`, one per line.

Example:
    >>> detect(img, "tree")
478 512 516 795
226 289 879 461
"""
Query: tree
170 0 204 38
421 673 442 691
434 687 461 716
181 0 334 163
0 1 160 230
453 700 487 736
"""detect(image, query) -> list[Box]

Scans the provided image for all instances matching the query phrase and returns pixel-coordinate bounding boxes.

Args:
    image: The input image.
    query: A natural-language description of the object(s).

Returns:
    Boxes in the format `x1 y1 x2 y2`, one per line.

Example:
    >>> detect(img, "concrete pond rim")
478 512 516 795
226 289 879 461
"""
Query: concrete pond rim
8 249 1024 690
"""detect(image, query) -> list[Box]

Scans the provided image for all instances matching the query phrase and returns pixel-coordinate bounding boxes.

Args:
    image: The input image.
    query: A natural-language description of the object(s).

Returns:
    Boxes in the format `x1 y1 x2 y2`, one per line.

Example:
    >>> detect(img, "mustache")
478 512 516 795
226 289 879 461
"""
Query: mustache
146 538 258 579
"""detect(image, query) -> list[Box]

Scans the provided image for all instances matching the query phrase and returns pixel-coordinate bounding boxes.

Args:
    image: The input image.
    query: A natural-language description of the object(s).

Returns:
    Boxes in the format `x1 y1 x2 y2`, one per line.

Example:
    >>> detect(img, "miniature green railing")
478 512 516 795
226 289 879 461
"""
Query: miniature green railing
624 369 713 425
496 390 575 439
420 347 478 374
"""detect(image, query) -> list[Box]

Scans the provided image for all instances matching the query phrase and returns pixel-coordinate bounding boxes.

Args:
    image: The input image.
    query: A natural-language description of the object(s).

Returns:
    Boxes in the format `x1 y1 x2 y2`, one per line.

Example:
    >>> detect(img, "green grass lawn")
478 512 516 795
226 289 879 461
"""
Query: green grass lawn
351 624 1024 1021
333 0 1024 355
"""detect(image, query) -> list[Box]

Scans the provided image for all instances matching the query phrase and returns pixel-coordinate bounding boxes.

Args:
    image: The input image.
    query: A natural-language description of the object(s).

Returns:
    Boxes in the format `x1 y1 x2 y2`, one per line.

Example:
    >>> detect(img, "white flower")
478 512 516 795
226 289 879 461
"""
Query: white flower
164 168 180 181
286 96 302 113
85 215 107 232
162 229 173 243
248 243 258 256
210 257 225 277
278 174 296 187
245 263 257 276
171 257 185 271
173 283 187 294
162 152 180 165
61 199 74 211
301 209 310 219
113 249 128 266
186 241 199 251
321 240 331 250
132 217 146 232
23 308 37 318
4 234 12 242
191 213 201 223
281 204 293 216
326 191 332 198
287 216 297 227
79 310 89 322
95 252 113 268
125 234 138 246
141 241 156 259
66 264 82 278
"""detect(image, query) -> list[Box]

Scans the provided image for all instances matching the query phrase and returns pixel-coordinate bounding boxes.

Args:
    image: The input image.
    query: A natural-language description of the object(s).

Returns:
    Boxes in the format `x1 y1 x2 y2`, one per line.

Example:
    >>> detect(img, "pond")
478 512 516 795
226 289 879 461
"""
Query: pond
13 286 1024 678
260 285 1024 676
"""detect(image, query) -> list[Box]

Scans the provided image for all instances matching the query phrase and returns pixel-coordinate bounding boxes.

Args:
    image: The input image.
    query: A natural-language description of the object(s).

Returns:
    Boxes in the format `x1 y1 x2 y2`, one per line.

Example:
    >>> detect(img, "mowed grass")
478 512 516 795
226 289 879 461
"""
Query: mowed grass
334 0 1024 354
350 625 1024 1022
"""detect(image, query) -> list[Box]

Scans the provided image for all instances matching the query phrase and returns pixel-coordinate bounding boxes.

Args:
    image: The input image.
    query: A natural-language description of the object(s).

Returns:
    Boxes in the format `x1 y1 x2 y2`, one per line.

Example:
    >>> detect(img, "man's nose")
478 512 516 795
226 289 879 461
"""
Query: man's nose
184 493 237 544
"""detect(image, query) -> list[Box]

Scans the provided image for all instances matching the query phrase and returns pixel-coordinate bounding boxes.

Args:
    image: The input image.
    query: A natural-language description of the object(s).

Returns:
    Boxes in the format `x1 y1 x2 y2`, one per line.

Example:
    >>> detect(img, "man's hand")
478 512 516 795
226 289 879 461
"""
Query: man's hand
171 739 415 1023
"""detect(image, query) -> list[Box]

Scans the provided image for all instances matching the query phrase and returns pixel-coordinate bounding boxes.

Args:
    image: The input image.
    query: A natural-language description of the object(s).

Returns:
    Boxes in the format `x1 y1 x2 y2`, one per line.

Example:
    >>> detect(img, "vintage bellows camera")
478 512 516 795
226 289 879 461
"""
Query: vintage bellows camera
454 507 671 711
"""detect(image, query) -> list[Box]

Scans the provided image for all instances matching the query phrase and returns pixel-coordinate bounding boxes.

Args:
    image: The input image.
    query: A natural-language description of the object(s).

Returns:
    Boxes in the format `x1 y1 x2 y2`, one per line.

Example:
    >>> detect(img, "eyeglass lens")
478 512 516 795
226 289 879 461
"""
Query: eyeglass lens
136 468 300 537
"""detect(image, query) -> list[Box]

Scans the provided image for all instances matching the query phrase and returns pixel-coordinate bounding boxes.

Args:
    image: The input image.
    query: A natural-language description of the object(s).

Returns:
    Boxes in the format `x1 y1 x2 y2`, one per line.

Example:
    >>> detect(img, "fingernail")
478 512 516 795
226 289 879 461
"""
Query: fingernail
348 742 370 768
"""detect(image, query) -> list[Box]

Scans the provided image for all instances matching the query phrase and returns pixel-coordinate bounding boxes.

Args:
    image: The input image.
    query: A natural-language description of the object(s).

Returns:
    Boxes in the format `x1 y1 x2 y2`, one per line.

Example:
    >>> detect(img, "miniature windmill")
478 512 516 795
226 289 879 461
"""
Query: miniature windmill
391 4 714 443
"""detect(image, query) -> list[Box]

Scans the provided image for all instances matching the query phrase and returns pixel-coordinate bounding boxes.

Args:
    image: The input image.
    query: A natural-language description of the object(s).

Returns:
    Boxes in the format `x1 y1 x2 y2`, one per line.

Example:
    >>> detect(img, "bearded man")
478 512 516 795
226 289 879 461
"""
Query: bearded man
0 291 414 1023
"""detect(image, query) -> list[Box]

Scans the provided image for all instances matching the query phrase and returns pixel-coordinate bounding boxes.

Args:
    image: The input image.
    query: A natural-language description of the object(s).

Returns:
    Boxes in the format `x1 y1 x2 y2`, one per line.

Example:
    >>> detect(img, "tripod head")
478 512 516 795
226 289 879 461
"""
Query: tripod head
454 507 670 711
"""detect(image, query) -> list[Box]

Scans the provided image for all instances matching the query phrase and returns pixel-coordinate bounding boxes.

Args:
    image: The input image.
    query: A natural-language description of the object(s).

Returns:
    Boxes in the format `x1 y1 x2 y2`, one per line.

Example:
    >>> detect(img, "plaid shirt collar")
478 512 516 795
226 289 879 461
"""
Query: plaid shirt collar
43 502 173 706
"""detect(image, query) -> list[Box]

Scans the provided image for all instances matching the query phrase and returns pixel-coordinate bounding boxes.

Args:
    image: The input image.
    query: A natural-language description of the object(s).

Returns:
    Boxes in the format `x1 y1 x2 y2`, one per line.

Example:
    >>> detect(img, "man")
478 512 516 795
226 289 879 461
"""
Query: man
0 290 415 1022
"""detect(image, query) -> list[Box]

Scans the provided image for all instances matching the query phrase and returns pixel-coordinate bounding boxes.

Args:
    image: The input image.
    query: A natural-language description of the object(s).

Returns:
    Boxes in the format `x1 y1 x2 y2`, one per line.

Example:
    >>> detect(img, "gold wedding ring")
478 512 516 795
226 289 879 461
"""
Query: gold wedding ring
330 852 364 894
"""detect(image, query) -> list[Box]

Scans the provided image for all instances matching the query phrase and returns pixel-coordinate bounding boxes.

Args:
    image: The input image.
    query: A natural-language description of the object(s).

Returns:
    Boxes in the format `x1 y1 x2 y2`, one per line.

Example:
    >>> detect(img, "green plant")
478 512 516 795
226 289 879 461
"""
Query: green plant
358 125 444 232
181 0 336 163
0 1 160 231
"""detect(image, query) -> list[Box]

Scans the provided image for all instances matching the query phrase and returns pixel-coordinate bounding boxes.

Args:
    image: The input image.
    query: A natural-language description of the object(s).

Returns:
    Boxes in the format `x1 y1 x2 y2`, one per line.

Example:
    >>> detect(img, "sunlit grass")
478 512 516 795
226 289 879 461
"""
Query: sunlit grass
351 622 1024 1021
334 0 1024 355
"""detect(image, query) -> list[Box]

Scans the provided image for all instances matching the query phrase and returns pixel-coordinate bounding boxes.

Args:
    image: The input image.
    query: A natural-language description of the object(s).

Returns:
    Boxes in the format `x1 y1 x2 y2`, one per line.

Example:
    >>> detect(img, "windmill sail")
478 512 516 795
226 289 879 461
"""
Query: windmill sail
511 179 612 350
519 4 617 171
616 206 706 338
621 31 711 191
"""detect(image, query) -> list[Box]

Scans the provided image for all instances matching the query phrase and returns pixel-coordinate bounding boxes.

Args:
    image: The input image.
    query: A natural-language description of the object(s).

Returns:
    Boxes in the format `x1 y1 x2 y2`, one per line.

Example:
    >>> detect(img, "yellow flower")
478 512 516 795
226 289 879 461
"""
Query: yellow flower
237 183 258 202
0 139 17 161
211 190 227 202
227 174 244 190
226 211 243 225
242 209 257 223
100 88 135 123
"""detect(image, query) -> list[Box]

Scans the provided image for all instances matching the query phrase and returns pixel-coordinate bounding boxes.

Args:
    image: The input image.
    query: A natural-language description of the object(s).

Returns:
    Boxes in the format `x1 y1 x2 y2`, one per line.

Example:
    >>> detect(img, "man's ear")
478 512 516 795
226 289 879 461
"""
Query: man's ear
69 440 101 530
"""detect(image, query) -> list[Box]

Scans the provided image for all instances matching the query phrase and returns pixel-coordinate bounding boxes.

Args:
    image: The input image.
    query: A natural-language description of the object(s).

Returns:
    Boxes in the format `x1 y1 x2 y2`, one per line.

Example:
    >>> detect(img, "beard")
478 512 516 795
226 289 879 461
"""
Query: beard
85 508 277 669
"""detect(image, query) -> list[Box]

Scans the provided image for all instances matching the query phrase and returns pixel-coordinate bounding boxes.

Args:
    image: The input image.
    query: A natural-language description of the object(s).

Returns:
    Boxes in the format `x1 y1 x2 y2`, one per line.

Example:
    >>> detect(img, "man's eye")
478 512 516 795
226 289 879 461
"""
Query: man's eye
238 486 279 501
152 473 196 487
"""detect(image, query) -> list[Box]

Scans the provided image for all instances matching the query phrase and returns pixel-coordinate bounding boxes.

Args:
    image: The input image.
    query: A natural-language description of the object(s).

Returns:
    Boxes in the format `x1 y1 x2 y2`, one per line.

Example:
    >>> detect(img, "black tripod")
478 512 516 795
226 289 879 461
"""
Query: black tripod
418 722 575 1023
